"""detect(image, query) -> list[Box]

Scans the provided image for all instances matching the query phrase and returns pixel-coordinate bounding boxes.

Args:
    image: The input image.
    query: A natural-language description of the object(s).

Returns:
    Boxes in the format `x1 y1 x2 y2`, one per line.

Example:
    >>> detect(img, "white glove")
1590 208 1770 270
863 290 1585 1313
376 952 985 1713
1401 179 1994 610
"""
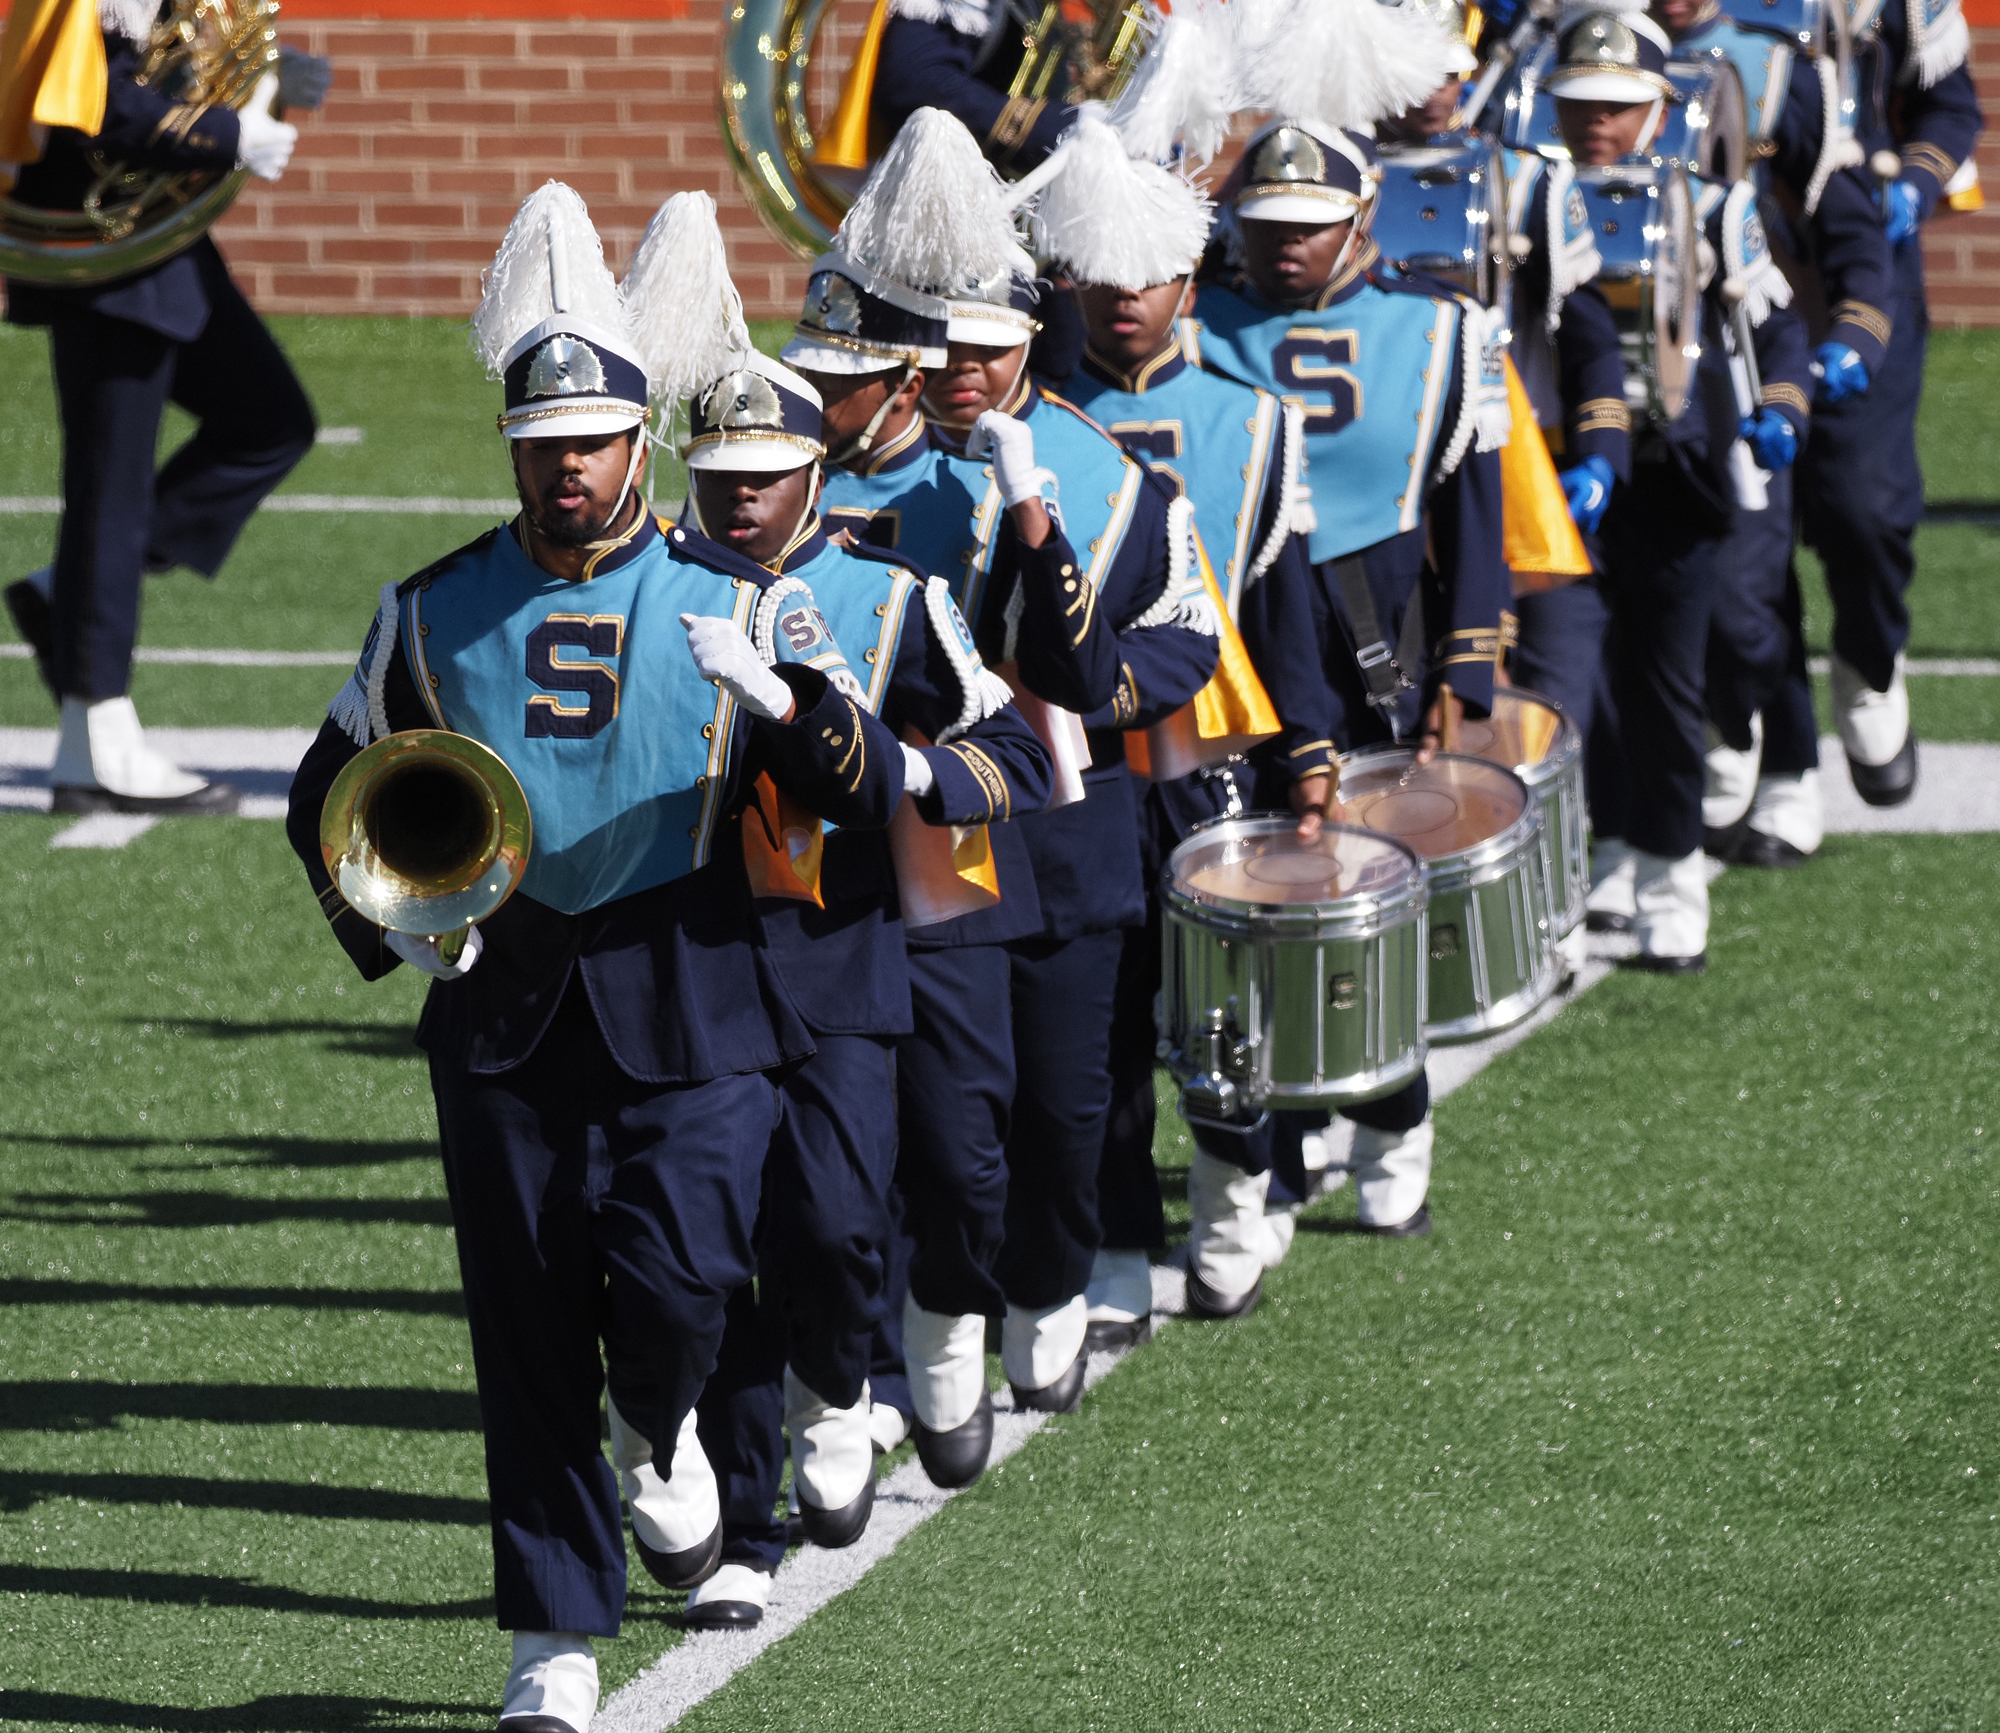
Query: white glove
900 743 936 800
236 74 298 182
967 410 1054 508
682 613 795 721
386 925 482 980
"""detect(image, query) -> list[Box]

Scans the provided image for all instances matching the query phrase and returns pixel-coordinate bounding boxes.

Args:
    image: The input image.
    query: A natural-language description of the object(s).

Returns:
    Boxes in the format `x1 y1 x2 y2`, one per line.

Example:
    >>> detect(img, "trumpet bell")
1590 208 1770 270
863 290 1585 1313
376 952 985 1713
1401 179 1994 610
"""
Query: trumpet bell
319 730 532 938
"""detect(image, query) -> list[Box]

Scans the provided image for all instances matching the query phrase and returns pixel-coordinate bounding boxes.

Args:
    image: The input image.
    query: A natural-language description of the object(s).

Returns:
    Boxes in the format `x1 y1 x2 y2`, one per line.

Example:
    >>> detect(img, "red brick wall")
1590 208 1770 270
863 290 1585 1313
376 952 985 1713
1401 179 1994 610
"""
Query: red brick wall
214 4 1997 324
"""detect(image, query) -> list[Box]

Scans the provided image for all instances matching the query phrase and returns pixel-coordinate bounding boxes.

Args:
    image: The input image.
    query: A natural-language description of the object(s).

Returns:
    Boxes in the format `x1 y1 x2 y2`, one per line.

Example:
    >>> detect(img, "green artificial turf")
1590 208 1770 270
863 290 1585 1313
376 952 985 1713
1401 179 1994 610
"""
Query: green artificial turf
0 827 1992 1731
680 836 1998 1733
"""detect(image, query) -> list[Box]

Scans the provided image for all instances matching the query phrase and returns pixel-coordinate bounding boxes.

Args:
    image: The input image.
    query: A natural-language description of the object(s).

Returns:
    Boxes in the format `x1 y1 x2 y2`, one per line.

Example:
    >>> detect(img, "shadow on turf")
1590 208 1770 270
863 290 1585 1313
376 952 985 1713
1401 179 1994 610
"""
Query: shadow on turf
0 1470 483 1526
0 1132 435 1169
0 1564 491 1621
0 1381 480 1432
0 1277 462 1314
0 1190 450 1229
0 1690 486 1730
120 1016 419 1060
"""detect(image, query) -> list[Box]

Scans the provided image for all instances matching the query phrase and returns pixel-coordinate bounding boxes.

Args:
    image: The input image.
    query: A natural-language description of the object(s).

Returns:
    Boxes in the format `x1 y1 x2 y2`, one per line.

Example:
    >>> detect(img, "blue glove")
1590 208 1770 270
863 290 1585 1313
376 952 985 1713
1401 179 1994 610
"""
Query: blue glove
1813 341 1870 405
1559 454 1615 534
1483 0 1521 26
1739 408 1799 472
1884 178 1923 247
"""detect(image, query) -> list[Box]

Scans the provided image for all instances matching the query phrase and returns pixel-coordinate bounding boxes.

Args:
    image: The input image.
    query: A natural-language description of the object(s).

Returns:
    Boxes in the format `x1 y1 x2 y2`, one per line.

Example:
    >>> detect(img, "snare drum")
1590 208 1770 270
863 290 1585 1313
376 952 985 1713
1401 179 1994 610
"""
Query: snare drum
1372 137 1510 308
1575 161 1701 424
1339 750 1560 1042
1656 57 1750 181
1161 817 1428 1122
1455 688 1587 938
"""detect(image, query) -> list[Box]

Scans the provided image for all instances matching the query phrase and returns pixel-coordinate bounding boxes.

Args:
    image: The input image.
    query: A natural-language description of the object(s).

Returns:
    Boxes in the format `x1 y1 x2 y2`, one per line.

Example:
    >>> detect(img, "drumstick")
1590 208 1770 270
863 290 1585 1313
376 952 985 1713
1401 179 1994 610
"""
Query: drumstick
1438 680 1458 754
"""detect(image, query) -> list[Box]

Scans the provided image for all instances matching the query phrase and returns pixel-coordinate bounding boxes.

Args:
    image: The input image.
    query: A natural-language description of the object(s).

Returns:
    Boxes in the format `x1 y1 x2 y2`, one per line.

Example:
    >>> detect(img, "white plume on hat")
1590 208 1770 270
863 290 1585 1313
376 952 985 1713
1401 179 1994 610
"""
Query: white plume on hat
1037 108 1214 286
620 190 755 410
836 107 1034 296
1233 0 1462 131
470 181 629 378
1103 0 1242 167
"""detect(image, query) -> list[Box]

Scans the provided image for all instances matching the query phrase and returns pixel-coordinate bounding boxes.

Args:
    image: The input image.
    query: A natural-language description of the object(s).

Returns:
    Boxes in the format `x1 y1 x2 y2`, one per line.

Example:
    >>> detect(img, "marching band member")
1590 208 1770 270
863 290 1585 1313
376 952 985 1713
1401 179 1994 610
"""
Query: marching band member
1183 0 1510 1304
808 109 1217 1479
1038 109 1322 1348
669 316 1051 1626
1545 7 1811 967
284 185 911 1733
3 0 324 813
873 0 1076 175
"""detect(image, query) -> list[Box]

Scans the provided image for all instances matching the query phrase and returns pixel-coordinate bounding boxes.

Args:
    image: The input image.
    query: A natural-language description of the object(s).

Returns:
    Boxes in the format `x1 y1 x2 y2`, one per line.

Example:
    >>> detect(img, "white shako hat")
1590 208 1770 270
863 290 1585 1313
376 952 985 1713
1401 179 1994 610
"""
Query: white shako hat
614 190 825 474
473 182 650 440
1542 4 1678 103
834 107 1038 349
1035 106 1215 288
781 256 952 375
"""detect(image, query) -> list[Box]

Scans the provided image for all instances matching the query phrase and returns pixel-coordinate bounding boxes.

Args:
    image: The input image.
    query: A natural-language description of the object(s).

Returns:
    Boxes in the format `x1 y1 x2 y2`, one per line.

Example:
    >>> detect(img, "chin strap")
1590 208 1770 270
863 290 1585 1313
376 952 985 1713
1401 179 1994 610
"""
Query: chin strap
1635 98 1666 155
511 427 650 570
831 366 916 464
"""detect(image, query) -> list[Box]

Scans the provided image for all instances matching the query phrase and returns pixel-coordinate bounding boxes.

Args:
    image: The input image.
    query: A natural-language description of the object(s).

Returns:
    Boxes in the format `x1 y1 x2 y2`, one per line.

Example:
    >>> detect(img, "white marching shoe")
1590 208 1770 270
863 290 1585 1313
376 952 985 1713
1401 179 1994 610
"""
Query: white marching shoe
1350 1116 1434 1234
682 1561 774 1631
1829 650 1916 807
50 695 238 815
1629 847 1709 973
1083 1247 1154 1352
1701 714 1762 844
1002 1293 1089 1412
605 1398 720 1589
1185 1149 1289 1320
783 1369 875 1548
500 1631 598 1733
903 1297 993 1489
1585 836 1637 933
1737 767 1823 868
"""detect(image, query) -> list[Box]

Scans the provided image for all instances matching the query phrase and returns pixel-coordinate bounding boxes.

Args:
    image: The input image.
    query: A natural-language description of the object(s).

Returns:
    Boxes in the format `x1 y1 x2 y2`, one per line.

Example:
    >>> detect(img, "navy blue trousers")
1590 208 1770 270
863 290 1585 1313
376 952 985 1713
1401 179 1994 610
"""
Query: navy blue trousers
1706 468 1820 774
692 1034 898 1573
429 981 775 1636
1512 578 1611 743
46 263 314 700
897 931 1121 1317
1596 463 1723 858
1796 284 1927 693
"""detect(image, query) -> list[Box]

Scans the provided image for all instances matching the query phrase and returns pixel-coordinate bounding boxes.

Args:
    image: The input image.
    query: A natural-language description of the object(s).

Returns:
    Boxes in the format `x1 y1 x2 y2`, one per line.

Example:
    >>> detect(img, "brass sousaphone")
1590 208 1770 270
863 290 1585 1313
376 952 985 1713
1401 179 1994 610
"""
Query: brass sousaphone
319 731 533 965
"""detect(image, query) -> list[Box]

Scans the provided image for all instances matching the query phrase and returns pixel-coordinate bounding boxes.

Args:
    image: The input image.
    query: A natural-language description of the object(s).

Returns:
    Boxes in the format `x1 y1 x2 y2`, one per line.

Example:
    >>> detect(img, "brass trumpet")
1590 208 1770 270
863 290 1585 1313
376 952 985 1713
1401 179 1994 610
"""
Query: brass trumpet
319 731 532 964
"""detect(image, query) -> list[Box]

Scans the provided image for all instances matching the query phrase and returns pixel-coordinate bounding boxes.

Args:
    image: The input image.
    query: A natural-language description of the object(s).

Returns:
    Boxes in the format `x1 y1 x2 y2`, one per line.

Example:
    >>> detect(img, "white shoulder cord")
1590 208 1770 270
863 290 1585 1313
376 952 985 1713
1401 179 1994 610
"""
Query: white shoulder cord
752 575 813 665
926 577 1014 743
1246 399 1302 585
329 580 402 748
1437 302 1482 479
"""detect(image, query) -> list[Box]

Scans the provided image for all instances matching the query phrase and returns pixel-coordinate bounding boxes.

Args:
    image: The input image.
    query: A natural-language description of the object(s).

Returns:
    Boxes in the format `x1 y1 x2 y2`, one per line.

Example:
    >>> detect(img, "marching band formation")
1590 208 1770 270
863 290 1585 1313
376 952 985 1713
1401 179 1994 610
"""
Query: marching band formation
0 0 1981 1723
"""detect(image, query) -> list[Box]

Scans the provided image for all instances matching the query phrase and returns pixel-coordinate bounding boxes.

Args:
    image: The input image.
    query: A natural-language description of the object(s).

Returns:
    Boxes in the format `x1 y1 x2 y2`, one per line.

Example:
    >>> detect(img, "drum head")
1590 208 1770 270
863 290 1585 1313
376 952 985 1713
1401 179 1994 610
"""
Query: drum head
1651 167 1701 422
1173 820 1419 910
1456 688 1565 771
1339 752 1528 861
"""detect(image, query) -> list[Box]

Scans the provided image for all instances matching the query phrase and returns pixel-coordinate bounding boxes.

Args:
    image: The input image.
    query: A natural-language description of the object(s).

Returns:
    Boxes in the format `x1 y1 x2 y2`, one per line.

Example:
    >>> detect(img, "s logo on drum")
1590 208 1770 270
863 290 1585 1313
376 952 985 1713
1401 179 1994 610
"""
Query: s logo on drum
1274 328 1363 437
525 613 623 739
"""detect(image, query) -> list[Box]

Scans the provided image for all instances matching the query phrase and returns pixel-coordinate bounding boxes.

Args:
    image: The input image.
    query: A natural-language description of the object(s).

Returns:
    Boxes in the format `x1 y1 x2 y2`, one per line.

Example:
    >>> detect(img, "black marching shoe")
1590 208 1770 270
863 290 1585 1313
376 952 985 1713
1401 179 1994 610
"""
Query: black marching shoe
5 578 55 696
1584 908 1632 934
1184 1267 1261 1320
1702 819 1749 862
1732 829 1810 869
51 779 241 816
912 1386 994 1489
682 1563 774 1630
1009 1345 1087 1415
1622 951 1706 976
1084 1314 1152 1353
634 1519 722 1591
498 1720 580 1733
797 1469 874 1549
1354 1203 1432 1238
1846 730 1917 808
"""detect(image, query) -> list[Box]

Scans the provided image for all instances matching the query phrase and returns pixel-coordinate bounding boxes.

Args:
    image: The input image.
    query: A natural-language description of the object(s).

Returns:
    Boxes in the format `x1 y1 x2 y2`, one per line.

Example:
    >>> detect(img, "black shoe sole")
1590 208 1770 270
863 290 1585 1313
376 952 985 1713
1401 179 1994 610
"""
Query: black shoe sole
1621 951 1707 975
51 780 241 817
1184 1267 1261 1320
1702 820 1749 861
1354 1203 1432 1238
1084 1314 1152 1353
1009 1345 1087 1414
682 1599 767 1630
1584 909 1633 933
912 1388 994 1489
4 580 55 698
797 1468 874 1549
1847 732 1917 808
634 1519 722 1591
1733 831 1811 868
499 1717 584 1733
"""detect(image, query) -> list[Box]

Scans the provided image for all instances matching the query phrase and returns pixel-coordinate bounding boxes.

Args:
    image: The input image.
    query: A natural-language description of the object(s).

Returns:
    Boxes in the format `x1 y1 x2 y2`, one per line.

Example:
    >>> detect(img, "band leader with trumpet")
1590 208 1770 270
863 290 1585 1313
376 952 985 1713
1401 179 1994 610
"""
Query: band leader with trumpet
2 0 328 813
285 185 924 1730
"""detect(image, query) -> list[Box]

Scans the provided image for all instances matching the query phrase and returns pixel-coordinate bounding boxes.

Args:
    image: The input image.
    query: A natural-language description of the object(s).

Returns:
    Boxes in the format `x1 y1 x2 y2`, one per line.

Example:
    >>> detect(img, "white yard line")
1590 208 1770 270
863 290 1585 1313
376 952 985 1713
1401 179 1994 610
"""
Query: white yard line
1804 656 2000 677
596 956 1620 1733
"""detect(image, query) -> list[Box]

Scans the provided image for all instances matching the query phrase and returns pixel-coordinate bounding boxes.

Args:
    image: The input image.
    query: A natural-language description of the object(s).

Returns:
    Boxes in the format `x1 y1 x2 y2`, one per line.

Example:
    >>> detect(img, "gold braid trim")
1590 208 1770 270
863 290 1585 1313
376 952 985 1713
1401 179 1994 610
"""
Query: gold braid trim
1762 381 1811 418
943 741 1009 821
1572 397 1632 436
1830 299 1892 347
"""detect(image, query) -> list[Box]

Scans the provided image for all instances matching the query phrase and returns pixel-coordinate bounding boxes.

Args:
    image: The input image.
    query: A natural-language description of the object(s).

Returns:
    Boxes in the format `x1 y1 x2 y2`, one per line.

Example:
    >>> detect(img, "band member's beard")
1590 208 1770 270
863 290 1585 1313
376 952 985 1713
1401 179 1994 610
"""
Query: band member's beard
519 484 628 548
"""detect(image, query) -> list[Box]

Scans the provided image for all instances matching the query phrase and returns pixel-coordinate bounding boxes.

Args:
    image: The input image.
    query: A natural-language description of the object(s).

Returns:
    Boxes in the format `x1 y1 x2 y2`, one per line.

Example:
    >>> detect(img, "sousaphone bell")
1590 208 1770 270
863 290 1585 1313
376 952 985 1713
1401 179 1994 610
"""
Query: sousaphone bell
319 731 532 964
